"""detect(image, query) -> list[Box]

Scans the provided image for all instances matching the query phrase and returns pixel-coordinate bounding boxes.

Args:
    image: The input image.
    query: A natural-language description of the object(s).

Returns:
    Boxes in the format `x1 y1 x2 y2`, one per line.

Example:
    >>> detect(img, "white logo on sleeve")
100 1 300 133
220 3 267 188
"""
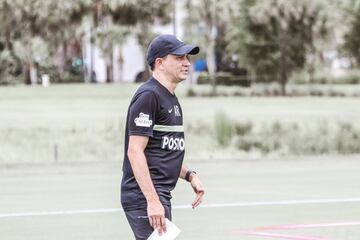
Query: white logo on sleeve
134 112 153 127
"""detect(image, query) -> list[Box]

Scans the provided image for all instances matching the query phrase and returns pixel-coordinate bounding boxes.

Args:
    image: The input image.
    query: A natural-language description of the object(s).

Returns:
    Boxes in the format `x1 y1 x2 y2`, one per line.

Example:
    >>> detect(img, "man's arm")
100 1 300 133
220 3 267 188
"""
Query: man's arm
127 135 166 234
180 165 205 209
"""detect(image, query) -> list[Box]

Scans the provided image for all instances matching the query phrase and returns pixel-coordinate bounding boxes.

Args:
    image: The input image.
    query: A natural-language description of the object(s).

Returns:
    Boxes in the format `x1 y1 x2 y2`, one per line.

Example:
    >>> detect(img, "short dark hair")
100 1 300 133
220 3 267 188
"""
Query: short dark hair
150 62 155 71
149 56 168 71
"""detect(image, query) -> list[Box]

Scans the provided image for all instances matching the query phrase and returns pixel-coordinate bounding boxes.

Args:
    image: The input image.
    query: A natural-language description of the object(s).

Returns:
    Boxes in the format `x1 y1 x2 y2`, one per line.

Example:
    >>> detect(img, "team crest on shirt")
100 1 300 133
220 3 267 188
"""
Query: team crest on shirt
134 112 153 127
174 105 181 117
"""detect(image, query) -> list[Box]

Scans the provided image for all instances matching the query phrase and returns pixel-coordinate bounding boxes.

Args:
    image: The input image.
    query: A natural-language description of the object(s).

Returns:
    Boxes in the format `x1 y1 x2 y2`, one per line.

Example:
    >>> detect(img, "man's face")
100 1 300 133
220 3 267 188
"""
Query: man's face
160 54 191 82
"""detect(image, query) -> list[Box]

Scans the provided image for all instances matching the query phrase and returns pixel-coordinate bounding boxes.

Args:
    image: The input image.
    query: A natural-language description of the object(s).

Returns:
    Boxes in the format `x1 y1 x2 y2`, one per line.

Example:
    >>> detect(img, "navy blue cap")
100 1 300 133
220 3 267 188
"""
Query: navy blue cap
146 34 200 66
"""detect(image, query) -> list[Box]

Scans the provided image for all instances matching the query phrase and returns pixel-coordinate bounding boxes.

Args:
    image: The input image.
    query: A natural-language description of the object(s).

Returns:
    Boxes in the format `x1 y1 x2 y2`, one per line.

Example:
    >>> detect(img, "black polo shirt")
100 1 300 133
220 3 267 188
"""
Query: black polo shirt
121 77 185 211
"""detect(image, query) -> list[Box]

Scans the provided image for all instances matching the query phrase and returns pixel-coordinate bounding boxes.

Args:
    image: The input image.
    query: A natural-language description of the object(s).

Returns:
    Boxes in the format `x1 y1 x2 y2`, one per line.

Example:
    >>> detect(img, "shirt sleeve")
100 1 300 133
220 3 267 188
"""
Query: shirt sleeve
128 91 157 137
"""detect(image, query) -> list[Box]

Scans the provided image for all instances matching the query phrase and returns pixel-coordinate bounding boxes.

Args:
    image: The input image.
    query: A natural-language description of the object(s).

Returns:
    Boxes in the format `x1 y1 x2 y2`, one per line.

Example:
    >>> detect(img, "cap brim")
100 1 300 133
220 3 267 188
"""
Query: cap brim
170 44 200 56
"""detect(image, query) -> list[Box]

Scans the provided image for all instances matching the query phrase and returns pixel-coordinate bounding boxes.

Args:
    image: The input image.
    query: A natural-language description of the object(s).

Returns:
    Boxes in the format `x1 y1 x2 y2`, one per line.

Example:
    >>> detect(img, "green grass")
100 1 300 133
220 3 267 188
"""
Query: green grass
1 83 360 239
1 83 360 163
0 156 360 239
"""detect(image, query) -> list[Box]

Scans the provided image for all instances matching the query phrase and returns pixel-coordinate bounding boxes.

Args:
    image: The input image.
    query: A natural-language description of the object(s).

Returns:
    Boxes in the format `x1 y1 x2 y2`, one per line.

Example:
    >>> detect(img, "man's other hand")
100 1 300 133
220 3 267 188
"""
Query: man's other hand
147 199 166 235
190 174 205 209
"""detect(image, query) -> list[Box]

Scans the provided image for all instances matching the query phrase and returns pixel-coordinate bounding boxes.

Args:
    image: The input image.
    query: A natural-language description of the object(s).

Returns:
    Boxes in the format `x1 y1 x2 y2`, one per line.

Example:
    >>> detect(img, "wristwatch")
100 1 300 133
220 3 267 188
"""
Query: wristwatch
185 170 196 182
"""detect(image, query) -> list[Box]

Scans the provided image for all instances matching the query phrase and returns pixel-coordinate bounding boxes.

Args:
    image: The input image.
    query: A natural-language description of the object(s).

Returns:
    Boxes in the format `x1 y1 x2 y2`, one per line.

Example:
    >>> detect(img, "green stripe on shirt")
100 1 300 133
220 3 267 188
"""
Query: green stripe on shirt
153 125 184 132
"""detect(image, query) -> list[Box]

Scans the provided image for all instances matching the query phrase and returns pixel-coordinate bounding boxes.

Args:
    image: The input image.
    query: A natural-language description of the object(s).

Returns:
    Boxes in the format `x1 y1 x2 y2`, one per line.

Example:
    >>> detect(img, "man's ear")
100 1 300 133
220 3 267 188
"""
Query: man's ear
155 58 164 71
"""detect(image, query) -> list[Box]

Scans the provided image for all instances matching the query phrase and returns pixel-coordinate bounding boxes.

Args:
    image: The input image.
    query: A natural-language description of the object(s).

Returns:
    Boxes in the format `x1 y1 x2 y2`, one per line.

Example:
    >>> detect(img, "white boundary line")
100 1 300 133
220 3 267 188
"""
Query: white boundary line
1 198 360 219
194 197 360 209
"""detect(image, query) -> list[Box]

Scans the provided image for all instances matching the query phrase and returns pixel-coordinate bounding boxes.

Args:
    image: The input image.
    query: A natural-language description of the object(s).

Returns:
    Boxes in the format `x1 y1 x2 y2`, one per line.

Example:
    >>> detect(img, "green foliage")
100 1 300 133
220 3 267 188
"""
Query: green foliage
214 111 234 146
199 110 360 155
184 0 233 94
234 121 360 155
186 87 197 97
227 0 330 94
0 123 122 163
234 122 253 136
0 0 93 84
291 69 360 84
343 0 360 66
225 0 261 70
198 72 230 84
197 72 251 87
0 0 173 84
1 84 360 163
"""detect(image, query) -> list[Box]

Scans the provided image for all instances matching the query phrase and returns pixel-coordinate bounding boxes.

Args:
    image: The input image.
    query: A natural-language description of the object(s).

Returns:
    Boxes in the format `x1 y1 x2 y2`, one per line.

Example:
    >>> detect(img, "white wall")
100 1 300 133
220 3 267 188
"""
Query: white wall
119 37 145 82
84 43 107 83
85 0 187 83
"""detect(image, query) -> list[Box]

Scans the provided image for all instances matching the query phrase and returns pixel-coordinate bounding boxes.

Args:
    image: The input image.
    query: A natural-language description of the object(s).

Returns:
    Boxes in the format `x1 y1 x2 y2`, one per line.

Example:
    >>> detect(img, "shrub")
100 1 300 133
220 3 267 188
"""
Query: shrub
234 121 360 156
197 71 251 86
290 69 360 85
234 122 252 136
214 111 234 146
186 87 197 97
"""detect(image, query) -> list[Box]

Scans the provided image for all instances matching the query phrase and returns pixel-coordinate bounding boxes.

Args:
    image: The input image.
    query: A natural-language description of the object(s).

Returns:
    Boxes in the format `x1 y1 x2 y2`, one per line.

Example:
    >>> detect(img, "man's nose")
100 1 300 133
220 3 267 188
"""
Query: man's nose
184 56 191 66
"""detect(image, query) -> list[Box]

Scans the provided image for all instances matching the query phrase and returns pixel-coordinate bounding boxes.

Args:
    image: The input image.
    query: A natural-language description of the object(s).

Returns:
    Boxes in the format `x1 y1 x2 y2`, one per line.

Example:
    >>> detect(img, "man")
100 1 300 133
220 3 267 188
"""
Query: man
121 34 205 240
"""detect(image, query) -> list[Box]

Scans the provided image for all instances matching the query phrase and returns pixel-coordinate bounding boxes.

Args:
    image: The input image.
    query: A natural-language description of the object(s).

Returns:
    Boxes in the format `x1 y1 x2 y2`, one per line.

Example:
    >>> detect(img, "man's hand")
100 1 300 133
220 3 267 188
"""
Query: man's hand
190 173 205 209
147 199 166 235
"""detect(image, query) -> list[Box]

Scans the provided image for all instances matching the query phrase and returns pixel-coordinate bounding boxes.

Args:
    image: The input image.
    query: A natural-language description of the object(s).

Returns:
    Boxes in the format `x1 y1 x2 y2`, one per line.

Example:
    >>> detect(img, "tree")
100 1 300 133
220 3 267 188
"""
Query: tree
0 0 25 83
343 0 360 67
184 0 232 95
131 0 172 82
43 1 91 80
227 0 329 95
96 23 130 82
89 0 172 82
0 0 91 84
0 0 174 85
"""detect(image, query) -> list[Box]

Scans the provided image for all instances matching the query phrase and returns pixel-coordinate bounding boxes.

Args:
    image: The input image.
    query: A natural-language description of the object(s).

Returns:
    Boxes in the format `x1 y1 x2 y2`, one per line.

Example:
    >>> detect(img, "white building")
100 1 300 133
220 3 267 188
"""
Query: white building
85 0 186 83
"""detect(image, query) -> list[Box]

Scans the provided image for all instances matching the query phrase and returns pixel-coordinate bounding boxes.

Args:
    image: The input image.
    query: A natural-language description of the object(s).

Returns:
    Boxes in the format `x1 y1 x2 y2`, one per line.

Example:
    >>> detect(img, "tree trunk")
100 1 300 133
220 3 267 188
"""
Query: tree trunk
5 25 22 76
81 37 88 83
23 61 38 85
204 1 217 96
138 23 151 82
172 0 177 35
117 49 124 82
90 26 95 83
280 65 287 96
143 56 150 82
110 45 114 83
278 30 288 96
106 45 114 83
30 64 38 85
308 47 317 83
206 38 216 95
106 65 111 83
58 40 68 80
24 64 31 85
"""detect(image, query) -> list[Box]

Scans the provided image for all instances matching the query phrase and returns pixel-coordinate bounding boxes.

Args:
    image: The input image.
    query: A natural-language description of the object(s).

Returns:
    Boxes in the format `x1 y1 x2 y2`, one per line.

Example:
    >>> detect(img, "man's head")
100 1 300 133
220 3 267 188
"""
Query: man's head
146 34 199 82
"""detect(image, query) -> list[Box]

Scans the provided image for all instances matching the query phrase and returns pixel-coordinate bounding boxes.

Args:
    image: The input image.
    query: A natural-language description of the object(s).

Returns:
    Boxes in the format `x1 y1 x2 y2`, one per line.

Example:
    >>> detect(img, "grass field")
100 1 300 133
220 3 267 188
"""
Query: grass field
1 83 360 239
1 156 360 240
1 83 360 163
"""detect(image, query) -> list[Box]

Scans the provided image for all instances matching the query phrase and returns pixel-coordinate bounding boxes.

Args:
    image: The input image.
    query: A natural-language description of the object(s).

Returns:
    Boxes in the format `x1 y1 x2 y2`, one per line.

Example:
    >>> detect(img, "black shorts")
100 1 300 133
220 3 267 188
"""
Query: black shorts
124 205 172 240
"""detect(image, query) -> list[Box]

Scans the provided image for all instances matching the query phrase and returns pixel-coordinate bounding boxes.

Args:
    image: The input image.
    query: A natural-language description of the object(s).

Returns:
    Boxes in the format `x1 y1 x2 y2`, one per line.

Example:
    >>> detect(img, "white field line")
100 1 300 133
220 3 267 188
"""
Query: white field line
1 197 360 219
